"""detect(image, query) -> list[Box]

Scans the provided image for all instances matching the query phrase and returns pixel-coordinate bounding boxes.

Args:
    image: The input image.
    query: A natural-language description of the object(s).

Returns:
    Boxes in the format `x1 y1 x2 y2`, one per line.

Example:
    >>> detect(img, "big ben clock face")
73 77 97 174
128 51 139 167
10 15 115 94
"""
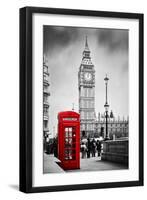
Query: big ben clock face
84 72 92 81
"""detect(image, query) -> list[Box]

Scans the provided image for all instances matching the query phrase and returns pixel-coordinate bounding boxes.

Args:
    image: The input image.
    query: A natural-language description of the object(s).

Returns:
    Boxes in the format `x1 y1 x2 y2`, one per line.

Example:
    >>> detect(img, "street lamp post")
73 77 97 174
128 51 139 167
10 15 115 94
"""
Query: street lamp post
104 75 109 140
104 74 113 140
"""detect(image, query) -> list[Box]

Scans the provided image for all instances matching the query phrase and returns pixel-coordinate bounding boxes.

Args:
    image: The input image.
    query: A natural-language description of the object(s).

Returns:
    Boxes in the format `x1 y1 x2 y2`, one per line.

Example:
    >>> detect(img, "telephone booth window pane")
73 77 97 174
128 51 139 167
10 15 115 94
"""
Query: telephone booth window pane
64 127 76 160
69 128 72 132
68 138 72 144
68 132 72 137
65 132 68 137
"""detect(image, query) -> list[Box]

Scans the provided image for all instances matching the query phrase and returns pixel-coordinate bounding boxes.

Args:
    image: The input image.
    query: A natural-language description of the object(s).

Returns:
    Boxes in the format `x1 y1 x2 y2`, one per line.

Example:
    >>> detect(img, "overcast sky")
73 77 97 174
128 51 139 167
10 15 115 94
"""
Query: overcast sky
43 26 128 136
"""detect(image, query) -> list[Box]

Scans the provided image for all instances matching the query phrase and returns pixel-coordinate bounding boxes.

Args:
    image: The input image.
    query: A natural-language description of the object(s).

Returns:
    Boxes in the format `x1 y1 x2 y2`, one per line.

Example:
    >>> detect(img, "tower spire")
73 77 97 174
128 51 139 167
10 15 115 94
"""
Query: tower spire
85 35 88 47
82 35 90 59
84 35 89 51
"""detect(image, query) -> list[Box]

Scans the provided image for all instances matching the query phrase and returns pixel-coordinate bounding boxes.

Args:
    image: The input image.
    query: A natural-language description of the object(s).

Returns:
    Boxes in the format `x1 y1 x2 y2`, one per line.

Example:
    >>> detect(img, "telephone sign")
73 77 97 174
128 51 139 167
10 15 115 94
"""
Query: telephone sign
58 111 80 170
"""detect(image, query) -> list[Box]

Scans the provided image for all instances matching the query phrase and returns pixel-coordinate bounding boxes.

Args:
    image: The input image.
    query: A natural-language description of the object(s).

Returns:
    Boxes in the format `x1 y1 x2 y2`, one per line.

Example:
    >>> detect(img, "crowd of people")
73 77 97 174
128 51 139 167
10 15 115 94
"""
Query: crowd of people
80 138 102 159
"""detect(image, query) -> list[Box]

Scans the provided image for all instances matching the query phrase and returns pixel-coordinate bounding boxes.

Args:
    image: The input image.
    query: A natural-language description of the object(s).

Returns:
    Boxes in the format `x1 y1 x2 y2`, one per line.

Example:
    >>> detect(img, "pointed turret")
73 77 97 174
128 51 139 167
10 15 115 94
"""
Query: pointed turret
83 36 90 58
85 36 89 50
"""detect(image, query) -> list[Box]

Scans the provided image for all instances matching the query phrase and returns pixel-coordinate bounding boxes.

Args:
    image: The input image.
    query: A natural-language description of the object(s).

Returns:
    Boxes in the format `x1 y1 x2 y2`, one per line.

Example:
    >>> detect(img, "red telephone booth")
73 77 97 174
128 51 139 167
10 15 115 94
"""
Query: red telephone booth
58 111 80 170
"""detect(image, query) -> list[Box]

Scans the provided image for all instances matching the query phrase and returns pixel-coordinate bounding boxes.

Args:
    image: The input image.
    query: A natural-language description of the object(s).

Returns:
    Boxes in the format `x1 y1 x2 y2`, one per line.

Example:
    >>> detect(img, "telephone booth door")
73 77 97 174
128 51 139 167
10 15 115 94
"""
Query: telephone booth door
58 111 80 170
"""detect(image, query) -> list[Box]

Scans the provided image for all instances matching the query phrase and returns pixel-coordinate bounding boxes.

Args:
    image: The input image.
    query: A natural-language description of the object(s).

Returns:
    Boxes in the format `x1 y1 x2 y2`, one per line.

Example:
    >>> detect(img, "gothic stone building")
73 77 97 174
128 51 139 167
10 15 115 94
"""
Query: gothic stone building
78 37 128 140
78 37 95 138
94 114 129 139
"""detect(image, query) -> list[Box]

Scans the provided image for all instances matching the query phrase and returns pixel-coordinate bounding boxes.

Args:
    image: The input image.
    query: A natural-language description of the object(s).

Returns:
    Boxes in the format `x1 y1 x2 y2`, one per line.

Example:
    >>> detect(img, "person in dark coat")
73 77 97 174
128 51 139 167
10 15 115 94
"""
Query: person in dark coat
81 142 87 159
86 138 91 158
96 140 102 157
91 139 96 157
53 138 58 158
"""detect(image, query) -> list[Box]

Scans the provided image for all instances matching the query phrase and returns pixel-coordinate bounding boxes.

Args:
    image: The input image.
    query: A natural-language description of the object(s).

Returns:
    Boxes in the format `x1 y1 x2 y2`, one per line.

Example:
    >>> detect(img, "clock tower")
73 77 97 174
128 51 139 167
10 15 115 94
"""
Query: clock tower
78 37 95 138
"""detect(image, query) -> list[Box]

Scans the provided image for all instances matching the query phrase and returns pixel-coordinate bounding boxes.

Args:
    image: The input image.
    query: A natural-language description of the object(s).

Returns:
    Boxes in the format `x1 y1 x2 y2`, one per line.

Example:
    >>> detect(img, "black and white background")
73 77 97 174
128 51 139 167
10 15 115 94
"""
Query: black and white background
44 26 128 137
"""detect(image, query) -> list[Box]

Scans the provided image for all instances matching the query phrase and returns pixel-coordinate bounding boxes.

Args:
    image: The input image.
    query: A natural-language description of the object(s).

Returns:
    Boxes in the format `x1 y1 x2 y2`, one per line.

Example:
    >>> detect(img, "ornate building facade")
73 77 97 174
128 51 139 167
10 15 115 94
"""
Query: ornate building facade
78 37 95 138
94 113 129 139
43 56 50 150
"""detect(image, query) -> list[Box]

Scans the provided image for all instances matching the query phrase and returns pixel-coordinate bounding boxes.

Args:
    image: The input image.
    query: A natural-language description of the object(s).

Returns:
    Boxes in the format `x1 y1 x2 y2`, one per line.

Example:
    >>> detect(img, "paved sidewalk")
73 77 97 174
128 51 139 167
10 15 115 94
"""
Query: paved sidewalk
44 153 128 174
43 153 65 173
67 156 128 173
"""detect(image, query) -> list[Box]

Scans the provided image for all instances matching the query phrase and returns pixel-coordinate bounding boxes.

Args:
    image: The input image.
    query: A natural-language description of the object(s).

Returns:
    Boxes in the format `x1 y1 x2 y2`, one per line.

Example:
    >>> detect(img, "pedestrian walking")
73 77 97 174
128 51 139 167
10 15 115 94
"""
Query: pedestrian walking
86 138 91 158
96 140 102 157
81 142 87 158
91 138 96 157
53 138 58 158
